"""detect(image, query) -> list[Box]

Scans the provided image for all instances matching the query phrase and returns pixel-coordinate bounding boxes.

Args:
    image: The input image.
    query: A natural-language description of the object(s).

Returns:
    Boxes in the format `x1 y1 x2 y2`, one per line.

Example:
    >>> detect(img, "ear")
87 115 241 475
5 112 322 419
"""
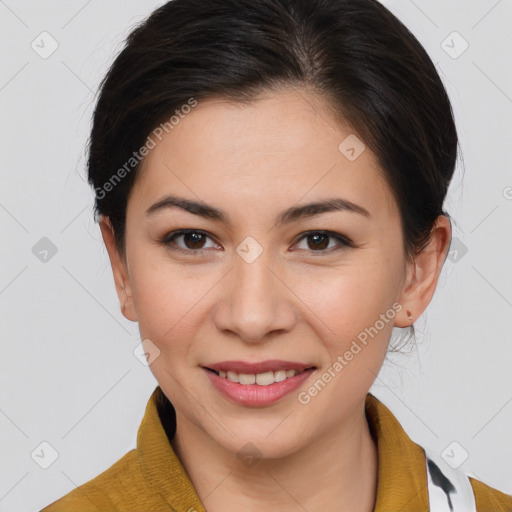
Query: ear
99 216 138 322
394 215 452 327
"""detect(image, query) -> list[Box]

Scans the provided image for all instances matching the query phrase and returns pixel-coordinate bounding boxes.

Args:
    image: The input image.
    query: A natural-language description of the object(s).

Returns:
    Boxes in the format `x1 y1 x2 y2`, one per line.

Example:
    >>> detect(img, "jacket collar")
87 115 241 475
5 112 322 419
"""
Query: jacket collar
137 386 430 511
365 392 430 510
136 387 203 511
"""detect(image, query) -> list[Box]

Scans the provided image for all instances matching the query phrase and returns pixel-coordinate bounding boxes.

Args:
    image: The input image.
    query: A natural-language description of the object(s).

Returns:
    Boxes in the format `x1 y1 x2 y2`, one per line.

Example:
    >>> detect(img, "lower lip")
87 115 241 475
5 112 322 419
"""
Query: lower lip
204 368 315 406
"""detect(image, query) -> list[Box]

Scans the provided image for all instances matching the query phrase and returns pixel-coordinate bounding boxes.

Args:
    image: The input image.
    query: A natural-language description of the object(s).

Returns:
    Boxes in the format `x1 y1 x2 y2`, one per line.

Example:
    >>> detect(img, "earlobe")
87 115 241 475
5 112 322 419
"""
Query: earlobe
394 215 452 328
99 216 138 322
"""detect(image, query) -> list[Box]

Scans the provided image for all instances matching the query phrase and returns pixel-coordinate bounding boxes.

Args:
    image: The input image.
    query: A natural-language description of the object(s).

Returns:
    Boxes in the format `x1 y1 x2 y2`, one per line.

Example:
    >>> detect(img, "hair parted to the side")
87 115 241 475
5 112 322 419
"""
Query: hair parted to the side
87 0 459 346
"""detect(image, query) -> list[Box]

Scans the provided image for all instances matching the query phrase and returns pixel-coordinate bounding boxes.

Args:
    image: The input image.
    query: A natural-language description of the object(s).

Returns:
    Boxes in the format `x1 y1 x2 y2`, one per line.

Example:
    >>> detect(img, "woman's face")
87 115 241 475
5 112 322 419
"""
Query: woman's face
104 87 426 457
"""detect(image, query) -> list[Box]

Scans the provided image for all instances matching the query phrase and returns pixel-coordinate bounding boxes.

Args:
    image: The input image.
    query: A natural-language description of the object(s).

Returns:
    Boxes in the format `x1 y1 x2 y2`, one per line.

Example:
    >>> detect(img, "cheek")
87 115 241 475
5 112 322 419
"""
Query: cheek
128 254 199 347
295 270 397 416
293 264 401 402
297 262 398 340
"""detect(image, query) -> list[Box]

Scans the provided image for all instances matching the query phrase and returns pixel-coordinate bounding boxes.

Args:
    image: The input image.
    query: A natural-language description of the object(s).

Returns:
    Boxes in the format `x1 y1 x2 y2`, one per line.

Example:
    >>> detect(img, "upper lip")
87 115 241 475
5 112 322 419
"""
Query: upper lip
203 360 316 374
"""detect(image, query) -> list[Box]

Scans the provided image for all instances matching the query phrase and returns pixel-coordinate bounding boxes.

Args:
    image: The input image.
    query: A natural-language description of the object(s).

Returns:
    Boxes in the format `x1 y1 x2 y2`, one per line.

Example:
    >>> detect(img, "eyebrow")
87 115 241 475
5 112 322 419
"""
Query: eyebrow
145 195 371 226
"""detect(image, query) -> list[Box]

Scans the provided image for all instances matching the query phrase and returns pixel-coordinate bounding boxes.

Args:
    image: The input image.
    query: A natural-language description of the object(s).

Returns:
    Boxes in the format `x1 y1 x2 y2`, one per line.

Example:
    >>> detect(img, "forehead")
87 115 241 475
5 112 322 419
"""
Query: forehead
129 88 398 224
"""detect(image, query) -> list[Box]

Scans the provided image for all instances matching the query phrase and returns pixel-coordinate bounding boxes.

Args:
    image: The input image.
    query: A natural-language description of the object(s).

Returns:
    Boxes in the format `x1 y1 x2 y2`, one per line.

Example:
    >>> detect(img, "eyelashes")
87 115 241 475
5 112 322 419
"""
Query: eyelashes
160 230 220 254
293 231 353 253
159 229 354 256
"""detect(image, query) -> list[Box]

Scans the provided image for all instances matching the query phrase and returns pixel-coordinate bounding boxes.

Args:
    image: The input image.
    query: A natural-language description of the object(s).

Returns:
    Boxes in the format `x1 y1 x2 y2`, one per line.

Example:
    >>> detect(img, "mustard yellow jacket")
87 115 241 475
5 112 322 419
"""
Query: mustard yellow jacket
41 387 512 511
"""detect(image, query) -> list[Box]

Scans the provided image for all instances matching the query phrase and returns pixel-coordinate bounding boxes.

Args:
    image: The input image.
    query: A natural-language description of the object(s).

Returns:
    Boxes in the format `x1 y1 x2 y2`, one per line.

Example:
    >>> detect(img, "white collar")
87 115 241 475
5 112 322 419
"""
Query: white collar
425 448 477 512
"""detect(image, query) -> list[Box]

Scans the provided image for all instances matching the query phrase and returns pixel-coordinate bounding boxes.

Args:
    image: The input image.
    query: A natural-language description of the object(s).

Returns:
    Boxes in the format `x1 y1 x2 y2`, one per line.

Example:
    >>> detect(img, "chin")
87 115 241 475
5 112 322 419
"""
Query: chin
209 419 309 460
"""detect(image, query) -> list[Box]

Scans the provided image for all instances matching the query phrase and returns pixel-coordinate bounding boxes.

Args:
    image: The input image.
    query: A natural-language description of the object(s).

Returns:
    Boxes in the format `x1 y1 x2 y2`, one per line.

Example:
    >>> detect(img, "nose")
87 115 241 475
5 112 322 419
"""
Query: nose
212 248 298 344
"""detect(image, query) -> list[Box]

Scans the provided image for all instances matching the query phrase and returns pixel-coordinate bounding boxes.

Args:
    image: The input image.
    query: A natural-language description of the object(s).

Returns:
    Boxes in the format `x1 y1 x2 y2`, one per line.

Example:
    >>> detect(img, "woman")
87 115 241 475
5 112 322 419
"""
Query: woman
42 0 512 510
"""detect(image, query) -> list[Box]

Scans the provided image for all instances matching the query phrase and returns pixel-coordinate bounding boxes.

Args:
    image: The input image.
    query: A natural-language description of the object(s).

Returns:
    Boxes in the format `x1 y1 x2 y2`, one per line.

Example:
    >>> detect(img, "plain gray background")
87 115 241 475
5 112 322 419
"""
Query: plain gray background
0 1 511 510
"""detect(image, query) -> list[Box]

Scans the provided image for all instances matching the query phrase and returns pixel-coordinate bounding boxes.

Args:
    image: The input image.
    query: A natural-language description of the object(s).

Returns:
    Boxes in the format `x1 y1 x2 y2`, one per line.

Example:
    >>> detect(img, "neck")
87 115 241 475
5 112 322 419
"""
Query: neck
170 399 378 512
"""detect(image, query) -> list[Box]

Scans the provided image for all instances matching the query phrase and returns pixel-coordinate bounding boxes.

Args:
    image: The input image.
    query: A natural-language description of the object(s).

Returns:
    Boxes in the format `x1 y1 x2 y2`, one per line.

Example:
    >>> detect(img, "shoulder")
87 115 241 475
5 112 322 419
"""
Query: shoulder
41 387 202 512
366 393 511 512
40 449 156 511
470 476 512 512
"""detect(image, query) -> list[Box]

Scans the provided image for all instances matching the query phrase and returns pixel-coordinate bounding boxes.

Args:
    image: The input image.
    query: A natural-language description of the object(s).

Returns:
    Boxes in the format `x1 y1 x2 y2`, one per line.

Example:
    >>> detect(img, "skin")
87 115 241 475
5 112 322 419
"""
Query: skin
100 86 451 512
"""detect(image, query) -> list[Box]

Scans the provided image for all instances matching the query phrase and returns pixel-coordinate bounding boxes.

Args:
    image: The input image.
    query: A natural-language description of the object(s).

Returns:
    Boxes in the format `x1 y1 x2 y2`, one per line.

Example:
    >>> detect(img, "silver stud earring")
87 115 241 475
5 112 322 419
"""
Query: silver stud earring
407 310 413 321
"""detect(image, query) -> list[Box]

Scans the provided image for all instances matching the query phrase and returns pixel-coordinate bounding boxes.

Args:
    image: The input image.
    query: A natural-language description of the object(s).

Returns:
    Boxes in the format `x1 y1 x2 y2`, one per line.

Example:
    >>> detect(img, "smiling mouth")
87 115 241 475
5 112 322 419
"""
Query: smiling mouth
203 366 316 386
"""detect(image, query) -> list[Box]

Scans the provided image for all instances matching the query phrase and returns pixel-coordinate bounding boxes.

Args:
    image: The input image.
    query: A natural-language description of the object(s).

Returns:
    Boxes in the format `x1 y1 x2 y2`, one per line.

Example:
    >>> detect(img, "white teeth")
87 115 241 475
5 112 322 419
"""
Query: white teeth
255 371 275 386
274 370 287 382
239 373 256 385
215 368 305 385
227 371 239 383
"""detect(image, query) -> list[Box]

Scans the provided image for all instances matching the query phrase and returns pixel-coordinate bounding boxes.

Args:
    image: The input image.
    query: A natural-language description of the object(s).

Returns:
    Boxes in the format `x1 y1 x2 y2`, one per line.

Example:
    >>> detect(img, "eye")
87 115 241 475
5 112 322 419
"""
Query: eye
292 231 353 254
160 229 220 254
160 229 353 256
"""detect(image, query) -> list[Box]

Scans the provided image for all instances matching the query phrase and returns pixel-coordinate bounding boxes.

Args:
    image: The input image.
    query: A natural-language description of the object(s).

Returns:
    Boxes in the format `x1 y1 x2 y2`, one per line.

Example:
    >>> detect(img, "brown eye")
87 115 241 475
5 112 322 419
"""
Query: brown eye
160 230 219 254
181 231 207 249
293 231 352 254
306 233 329 250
